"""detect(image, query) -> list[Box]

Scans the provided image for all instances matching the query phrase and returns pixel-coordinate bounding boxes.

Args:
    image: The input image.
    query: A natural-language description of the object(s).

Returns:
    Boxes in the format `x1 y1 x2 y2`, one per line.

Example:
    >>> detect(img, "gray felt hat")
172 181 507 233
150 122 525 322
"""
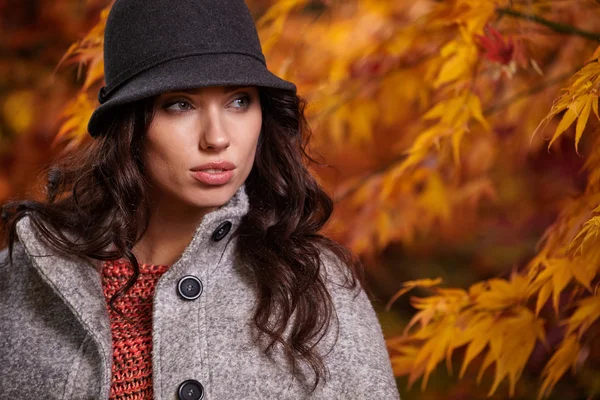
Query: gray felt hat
87 0 297 137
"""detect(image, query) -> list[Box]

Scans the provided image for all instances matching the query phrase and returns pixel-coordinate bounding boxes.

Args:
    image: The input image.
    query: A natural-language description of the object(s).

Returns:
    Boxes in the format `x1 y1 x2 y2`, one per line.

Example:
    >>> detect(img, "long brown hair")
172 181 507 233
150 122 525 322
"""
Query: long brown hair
1 87 363 391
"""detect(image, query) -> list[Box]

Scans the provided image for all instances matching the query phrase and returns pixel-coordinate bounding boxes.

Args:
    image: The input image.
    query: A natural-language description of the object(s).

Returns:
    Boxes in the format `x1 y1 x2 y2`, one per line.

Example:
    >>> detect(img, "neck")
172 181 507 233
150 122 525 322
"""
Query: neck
132 198 216 266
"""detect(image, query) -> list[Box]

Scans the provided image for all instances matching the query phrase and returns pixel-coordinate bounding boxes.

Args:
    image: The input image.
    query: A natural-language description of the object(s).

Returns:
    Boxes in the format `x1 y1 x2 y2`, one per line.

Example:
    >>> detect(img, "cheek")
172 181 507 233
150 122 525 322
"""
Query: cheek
143 119 190 182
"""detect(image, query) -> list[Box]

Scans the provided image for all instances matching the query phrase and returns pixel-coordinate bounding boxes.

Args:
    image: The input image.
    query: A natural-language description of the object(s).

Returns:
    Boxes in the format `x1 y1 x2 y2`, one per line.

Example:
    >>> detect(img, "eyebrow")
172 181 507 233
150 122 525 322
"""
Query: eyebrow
179 85 249 95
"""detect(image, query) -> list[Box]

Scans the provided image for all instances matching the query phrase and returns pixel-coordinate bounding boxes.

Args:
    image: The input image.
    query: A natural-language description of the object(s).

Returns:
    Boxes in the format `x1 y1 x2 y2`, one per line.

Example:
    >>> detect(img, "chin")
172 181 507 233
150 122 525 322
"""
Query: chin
184 185 239 209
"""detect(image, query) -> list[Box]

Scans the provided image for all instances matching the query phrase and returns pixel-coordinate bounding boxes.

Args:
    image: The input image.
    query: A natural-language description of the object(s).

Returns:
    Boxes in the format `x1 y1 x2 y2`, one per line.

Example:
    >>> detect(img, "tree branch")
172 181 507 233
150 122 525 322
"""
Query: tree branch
496 7 600 42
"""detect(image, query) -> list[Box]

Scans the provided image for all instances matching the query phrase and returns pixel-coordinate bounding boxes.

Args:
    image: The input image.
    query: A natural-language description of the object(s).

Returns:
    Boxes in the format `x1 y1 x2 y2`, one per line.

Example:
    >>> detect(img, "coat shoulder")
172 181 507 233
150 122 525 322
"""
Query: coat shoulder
0 241 31 275
0 240 36 306
310 246 401 399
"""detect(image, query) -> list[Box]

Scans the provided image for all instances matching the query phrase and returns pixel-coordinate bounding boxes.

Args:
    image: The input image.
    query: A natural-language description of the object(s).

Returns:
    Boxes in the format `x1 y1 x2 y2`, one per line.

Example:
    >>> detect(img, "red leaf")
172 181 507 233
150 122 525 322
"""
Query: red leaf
474 25 514 65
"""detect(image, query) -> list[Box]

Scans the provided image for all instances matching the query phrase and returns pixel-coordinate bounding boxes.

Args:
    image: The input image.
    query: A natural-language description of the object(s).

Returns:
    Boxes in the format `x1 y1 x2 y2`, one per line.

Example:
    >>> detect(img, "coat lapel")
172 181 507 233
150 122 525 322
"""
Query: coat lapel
15 215 113 399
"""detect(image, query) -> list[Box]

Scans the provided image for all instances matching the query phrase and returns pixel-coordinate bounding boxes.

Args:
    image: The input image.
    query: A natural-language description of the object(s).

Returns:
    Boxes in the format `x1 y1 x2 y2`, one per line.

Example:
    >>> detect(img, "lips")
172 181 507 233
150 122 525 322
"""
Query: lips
190 161 236 186
191 161 236 172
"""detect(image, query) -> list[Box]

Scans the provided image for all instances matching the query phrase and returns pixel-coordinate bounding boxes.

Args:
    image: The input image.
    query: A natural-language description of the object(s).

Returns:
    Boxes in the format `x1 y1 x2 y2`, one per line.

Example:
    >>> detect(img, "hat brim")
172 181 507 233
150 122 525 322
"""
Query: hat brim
87 52 296 137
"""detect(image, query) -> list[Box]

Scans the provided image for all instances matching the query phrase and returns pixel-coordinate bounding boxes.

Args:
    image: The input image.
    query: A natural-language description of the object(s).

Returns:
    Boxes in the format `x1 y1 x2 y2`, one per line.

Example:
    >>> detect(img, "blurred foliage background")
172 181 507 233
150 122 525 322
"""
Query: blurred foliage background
2 0 600 398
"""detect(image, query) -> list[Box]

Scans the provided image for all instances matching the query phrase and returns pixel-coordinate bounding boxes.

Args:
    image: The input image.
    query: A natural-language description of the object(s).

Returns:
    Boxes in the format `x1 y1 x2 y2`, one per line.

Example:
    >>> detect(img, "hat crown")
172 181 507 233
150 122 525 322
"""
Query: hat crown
102 0 265 100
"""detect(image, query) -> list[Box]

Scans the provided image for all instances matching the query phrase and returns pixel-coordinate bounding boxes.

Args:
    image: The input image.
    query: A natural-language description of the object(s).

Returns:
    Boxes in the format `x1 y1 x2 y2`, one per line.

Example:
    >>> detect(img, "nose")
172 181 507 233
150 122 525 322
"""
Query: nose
199 109 230 152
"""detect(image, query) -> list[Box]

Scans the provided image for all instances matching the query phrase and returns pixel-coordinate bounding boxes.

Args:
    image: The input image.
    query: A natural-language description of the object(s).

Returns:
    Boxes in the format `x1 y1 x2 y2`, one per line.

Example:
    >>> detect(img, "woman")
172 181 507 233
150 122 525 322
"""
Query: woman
0 0 399 399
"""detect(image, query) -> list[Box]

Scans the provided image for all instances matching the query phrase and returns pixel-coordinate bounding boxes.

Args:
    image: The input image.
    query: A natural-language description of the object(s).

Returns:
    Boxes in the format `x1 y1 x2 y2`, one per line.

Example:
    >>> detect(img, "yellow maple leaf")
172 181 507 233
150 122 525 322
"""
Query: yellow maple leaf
536 280 553 315
495 308 546 396
533 60 600 152
385 277 443 311
539 335 581 399
531 258 574 314
83 58 105 91
565 294 600 338
434 27 477 88
414 168 452 222
458 313 495 378
412 316 463 390
532 256 599 314
404 288 468 334
472 308 545 397
389 344 420 377
571 206 600 255
401 92 490 172
475 274 530 311
548 95 591 153
54 92 95 145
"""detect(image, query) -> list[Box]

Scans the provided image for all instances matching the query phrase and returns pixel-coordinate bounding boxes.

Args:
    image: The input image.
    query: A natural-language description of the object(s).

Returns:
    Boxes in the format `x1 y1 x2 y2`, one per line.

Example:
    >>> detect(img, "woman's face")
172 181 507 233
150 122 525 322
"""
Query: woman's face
143 85 262 213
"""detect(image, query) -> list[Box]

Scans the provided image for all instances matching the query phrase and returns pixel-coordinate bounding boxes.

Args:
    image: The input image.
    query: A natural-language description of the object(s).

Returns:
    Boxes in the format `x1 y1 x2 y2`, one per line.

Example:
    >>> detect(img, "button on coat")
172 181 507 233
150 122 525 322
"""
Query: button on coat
178 379 204 400
177 276 203 300
212 220 232 242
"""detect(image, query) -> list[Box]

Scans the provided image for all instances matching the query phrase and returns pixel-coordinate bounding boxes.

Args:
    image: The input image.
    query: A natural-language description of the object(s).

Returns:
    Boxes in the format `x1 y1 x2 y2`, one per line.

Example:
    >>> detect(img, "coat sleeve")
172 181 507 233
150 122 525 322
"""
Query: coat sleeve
311 251 401 400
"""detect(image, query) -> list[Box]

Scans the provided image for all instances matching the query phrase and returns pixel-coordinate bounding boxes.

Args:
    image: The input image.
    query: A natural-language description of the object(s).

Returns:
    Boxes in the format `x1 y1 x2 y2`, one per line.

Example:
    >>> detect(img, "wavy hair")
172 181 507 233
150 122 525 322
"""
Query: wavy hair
1 87 363 391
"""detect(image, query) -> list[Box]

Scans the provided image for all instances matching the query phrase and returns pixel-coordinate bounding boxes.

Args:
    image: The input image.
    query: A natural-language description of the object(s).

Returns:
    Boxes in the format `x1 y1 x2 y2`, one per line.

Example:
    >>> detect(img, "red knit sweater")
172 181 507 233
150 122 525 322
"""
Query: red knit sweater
101 259 169 400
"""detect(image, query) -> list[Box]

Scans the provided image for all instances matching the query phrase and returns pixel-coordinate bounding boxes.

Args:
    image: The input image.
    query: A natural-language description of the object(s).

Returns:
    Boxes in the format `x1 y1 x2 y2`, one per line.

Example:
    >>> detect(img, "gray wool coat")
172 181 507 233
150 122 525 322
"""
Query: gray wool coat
0 186 400 399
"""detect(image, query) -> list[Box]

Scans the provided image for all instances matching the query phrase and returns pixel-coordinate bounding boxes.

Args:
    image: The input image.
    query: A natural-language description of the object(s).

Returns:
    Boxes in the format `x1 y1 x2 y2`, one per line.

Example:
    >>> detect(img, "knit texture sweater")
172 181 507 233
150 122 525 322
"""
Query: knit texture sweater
101 259 169 399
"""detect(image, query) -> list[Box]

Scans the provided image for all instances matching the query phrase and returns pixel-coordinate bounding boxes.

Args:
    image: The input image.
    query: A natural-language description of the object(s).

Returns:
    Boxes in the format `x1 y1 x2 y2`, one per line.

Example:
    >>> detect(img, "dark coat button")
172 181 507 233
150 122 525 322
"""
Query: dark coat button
177 276 203 300
212 221 232 242
178 379 204 400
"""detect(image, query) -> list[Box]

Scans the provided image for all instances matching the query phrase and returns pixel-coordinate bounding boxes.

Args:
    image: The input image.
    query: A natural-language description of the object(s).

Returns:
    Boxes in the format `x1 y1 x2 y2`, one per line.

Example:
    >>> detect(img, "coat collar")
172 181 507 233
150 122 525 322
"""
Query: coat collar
14 184 250 398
